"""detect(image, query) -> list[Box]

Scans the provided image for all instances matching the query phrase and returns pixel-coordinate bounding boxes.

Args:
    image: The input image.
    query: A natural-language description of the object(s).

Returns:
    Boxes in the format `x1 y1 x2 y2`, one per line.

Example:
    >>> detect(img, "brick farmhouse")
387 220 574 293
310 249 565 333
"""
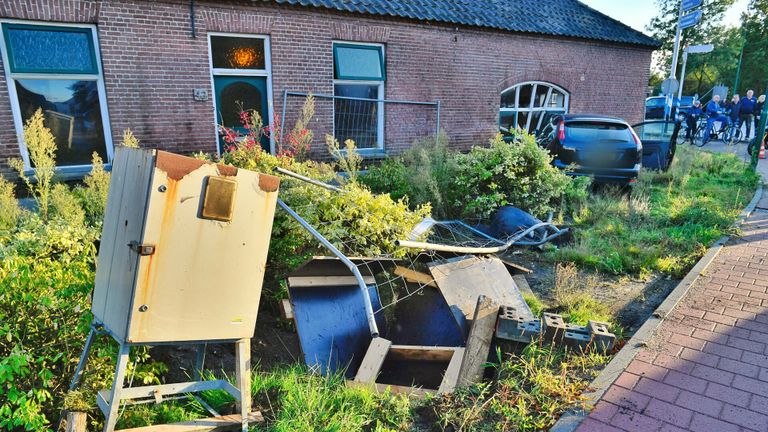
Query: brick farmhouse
0 0 659 178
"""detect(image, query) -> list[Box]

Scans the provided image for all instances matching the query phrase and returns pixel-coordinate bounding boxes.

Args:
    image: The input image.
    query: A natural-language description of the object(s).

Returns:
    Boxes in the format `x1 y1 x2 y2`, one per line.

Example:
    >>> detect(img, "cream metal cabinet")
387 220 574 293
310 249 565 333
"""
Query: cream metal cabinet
90 147 280 343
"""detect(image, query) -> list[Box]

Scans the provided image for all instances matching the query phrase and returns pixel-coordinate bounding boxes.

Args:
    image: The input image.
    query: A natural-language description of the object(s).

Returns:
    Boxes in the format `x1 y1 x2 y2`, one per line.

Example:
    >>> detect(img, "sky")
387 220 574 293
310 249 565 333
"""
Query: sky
580 0 749 34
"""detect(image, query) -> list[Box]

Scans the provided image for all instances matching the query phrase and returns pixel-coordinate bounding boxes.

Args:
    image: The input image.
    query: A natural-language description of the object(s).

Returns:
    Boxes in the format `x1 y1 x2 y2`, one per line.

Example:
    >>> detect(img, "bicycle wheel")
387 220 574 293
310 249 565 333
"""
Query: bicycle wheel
732 127 743 144
694 125 708 147
676 125 690 145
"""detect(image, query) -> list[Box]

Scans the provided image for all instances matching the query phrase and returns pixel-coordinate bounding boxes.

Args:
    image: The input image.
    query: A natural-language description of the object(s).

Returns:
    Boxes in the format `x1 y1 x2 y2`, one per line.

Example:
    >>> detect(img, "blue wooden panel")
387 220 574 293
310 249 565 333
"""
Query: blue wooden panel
290 284 382 378
380 288 465 347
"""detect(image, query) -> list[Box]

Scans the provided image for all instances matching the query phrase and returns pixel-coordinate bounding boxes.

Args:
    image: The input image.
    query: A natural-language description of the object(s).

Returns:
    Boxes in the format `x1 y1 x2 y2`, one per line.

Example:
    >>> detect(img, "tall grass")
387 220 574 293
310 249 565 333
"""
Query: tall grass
554 146 759 277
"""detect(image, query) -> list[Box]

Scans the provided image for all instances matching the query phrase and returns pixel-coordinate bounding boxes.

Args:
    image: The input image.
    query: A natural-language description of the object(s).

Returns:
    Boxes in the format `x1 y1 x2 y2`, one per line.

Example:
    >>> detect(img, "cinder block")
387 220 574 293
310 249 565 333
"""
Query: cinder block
496 305 541 343
588 321 616 353
542 312 567 343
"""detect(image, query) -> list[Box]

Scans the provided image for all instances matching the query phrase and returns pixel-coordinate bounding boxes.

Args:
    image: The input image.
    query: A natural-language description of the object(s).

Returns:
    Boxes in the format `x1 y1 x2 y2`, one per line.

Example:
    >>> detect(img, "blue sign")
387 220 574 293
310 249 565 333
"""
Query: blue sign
681 0 702 11
679 10 703 30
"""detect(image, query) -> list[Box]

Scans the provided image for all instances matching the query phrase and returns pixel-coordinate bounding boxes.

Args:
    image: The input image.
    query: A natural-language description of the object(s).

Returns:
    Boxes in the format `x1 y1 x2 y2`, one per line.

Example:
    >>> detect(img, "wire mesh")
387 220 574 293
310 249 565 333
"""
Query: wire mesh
280 90 440 155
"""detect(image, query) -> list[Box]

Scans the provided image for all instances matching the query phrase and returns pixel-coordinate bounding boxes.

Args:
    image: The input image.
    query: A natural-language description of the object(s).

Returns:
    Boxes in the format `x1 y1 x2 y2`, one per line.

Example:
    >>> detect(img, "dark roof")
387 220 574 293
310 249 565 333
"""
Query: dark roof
272 0 661 48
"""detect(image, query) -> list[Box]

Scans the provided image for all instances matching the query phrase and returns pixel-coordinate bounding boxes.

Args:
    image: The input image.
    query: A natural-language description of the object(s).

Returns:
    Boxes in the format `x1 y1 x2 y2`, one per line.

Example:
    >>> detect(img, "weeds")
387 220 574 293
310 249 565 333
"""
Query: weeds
9 109 57 220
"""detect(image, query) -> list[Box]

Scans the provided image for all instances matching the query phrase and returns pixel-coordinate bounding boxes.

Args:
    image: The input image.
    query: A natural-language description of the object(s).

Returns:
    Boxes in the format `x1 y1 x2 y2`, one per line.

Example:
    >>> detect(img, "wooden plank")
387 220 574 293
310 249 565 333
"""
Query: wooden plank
354 338 392 383
511 274 535 298
287 276 376 288
388 345 457 362
346 380 433 399
235 338 252 421
499 257 533 274
458 295 500 386
438 348 465 394
393 266 437 288
279 298 294 320
117 412 264 432
65 411 87 432
428 256 534 333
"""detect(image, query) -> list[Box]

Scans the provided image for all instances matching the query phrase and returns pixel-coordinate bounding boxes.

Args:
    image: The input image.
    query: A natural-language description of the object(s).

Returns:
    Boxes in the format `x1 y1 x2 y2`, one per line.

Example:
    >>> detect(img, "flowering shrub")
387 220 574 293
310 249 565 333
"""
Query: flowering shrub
453 133 572 219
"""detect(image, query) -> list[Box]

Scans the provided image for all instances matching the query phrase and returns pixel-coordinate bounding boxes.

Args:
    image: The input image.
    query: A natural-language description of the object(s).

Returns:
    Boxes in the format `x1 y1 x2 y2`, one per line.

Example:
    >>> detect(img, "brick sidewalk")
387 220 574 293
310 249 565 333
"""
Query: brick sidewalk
578 209 768 432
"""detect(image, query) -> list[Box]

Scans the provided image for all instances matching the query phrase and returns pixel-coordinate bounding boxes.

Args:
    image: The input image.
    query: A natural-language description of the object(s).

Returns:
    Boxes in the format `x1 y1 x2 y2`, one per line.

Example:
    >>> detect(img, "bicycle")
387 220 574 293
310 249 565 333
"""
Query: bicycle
677 116 706 146
695 119 741 147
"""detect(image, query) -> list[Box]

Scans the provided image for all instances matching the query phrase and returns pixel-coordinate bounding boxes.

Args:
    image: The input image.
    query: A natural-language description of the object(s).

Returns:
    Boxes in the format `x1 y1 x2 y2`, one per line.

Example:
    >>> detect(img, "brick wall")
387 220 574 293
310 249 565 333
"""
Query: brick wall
0 0 653 177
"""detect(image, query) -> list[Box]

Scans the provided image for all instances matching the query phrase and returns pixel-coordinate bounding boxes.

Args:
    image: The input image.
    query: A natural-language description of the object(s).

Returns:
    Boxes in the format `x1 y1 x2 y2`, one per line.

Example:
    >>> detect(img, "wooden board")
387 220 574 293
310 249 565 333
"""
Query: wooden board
279 298 294 320
388 346 456 362
65 412 87 432
354 337 392 383
117 412 264 432
428 256 534 335
393 266 437 287
438 347 465 394
458 295 500 386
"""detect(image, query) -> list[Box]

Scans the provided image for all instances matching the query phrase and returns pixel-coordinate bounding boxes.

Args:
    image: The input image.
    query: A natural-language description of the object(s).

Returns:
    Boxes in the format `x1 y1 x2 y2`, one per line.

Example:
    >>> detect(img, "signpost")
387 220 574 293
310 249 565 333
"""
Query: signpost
666 0 704 119
678 44 714 100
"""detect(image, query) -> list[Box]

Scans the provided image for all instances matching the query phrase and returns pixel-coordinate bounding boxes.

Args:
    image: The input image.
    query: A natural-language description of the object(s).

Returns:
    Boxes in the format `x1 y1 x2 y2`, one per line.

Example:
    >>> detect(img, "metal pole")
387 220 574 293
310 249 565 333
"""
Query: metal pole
678 50 689 100
734 41 745 95
435 100 441 146
274 167 343 192
280 89 288 151
670 3 683 80
751 84 768 169
276 198 380 337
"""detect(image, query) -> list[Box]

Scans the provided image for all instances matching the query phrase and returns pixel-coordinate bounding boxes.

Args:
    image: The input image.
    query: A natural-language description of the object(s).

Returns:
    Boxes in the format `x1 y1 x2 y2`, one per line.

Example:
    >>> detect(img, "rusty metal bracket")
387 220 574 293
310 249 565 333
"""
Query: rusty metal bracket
128 241 156 256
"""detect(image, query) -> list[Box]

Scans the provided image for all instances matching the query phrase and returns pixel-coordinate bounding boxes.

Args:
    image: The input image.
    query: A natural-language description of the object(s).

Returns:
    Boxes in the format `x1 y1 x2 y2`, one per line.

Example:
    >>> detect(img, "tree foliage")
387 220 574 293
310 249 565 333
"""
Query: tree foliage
740 0 768 95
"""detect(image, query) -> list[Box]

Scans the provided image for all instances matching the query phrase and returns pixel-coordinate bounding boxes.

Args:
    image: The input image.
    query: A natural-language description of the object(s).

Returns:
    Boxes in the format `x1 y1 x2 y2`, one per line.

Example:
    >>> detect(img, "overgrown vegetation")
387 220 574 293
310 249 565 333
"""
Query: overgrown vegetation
554 146 759 277
3 103 758 431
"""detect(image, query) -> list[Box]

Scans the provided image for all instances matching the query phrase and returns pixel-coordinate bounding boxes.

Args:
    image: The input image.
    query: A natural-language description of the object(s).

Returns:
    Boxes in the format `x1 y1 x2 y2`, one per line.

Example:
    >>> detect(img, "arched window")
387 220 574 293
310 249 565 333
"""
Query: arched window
499 82 569 134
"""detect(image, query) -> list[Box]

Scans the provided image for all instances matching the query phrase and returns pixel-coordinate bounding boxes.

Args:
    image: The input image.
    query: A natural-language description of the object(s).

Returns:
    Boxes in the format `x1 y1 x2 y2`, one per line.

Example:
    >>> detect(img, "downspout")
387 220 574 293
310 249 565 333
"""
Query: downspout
190 0 197 39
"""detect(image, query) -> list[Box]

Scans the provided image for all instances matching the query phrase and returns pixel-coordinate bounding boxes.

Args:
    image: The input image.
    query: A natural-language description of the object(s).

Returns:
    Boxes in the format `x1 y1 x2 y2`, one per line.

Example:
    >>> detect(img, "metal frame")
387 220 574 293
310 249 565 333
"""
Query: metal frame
280 90 441 153
69 322 253 432
207 32 275 155
0 19 114 174
396 217 569 254
499 81 569 133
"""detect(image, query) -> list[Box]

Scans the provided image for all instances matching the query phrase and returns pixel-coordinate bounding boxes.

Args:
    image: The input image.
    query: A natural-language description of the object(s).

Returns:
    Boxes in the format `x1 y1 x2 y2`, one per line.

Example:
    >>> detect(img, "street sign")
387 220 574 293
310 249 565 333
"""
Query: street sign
661 78 680 95
679 10 703 30
685 44 714 54
681 0 703 11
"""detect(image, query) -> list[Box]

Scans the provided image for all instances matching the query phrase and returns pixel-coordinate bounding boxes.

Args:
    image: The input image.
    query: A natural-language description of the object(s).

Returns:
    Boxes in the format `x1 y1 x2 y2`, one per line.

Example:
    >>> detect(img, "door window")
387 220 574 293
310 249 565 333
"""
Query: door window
209 35 272 153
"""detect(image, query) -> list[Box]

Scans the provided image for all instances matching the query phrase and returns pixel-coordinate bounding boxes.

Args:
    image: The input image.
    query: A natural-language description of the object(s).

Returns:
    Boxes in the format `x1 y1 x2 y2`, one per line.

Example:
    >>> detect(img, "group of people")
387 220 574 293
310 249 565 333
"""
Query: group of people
684 90 766 142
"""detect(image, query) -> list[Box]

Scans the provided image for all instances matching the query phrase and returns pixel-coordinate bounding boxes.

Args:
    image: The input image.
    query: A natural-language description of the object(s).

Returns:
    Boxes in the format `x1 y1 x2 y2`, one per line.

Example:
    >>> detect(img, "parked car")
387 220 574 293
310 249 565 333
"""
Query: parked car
633 120 679 171
543 114 642 185
645 96 696 120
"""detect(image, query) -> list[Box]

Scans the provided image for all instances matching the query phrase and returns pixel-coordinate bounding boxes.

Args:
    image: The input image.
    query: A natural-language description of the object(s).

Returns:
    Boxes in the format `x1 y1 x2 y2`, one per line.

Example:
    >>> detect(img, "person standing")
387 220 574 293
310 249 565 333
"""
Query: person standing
685 100 703 141
726 94 741 125
740 90 757 139
756 95 766 133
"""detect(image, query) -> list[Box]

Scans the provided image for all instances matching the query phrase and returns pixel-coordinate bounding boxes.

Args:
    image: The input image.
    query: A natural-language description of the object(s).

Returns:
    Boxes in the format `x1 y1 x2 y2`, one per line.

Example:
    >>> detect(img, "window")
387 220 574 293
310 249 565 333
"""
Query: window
209 34 273 154
0 22 112 171
499 82 569 134
333 42 385 151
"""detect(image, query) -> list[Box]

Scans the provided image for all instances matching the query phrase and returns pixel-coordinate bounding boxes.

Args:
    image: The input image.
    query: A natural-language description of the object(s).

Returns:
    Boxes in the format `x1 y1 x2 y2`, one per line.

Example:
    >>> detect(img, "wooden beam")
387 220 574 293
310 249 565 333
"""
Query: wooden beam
458 295 500 386
393 266 437 288
498 257 533 274
65 412 87 432
346 381 433 399
287 276 376 287
438 348 465 394
279 298 294 320
388 345 457 362
354 338 392 383
117 412 264 432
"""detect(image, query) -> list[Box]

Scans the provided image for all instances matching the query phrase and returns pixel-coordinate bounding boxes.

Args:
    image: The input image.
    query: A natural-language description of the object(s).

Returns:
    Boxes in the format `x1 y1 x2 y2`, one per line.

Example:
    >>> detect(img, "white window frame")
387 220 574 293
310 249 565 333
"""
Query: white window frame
207 32 274 155
0 19 114 175
499 81 570 133
332 40 385 153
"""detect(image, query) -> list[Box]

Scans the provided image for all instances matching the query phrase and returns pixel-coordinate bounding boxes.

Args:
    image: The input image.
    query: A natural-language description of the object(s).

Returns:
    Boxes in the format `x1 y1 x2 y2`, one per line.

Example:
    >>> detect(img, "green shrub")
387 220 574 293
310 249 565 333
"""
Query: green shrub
0 176 20 231
74 152 111 224
50 184 86 227
9 109 57 220
454 133 571 219
360 158 411 201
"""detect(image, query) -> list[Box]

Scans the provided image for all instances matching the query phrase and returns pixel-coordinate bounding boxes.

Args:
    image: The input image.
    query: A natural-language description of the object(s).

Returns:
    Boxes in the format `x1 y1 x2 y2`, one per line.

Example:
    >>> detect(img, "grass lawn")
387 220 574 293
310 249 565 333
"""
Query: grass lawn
554 146 760 278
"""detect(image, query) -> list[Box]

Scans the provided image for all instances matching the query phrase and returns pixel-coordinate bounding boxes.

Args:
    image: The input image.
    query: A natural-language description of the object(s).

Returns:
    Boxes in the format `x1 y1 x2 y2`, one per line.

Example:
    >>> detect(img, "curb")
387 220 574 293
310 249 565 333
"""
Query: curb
550 185 764 432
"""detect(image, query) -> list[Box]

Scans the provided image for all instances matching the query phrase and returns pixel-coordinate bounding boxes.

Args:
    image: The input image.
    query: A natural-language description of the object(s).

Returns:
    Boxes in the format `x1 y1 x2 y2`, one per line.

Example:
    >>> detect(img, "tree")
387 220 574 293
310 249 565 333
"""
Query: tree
682 26 743 96
739 0 768 95
646 0 736 76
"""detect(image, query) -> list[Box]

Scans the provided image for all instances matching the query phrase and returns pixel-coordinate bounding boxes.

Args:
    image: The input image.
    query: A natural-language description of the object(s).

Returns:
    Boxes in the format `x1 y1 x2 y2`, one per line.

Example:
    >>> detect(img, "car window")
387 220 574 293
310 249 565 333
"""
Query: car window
566 122 632 142
633 122 675 141
646 98 665 108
